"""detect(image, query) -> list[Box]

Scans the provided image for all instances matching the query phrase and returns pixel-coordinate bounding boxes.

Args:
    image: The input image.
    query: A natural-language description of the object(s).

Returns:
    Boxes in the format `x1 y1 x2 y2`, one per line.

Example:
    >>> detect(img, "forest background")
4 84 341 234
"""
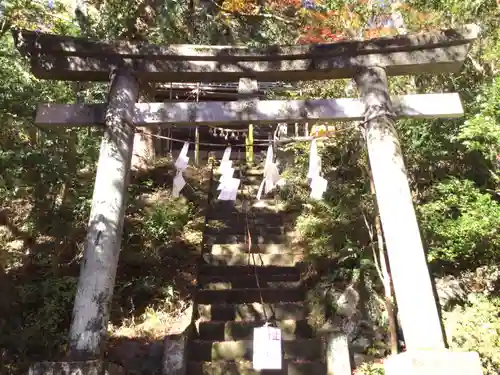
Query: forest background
0 0 499 374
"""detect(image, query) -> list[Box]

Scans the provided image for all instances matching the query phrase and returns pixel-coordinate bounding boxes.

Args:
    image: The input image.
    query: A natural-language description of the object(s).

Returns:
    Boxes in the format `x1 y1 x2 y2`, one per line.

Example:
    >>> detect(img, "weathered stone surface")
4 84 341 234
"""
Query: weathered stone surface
319 330 352 375
107 338 164 374
434 275 468 310
28 360 125 375
198 302 307 321
461 265 500 296
163 334 187 375
67 69 138 358
356 66 446 350
307 282 381 348
384 350 484 375
15 25 480 83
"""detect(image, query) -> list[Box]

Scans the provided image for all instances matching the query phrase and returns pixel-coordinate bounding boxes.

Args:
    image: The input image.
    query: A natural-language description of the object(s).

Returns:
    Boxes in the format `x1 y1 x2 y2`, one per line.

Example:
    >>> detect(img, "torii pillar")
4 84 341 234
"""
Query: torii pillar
355 67 483 374
29 69 138 375
68 69 138 360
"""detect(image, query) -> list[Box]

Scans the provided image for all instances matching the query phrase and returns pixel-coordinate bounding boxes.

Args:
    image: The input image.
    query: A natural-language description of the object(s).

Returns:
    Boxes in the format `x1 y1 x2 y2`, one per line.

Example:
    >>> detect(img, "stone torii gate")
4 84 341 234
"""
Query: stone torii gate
15 25 483 375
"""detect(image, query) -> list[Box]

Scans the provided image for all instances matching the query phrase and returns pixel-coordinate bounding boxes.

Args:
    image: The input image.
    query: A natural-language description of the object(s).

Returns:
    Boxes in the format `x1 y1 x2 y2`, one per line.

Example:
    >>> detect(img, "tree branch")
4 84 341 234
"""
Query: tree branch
363 212 384 282
467 53 485 74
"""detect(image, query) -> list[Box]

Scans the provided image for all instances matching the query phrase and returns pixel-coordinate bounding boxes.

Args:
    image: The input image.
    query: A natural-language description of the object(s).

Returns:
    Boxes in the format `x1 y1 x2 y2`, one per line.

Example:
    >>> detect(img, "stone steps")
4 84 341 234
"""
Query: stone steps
210 199 283 211
189 338 323 361
212 171 261 178
196 319 314 341
202 253 304 267
213 167 264 177
197 302 308 321
202 280 302 291
198 265 300 278
206 207 282 219
204 233 289 246
206 211 283 224
197 287 305 305
199 275 300 290
198 269 300 290
184 166 326 375
205 225 285 236
208 243 292 256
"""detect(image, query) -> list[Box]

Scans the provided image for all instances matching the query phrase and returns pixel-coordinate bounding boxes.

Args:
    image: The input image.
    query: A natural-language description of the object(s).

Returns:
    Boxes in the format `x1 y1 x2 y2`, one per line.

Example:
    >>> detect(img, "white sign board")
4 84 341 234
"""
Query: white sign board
252 325 282 370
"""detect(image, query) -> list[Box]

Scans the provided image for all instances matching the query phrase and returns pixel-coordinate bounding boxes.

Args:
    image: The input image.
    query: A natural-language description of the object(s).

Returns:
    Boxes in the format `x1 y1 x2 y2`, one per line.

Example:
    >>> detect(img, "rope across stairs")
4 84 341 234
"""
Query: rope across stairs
188 161 327 374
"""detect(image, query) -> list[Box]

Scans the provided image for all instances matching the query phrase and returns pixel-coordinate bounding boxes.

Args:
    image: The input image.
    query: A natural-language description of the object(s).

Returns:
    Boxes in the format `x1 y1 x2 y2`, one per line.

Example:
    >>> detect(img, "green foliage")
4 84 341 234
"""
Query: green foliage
143 198 194 243
456 76 500 179
444 294 500 375
351 294 500 375
0 276 77 371
354 362 385 375
418 178 500 267
279 133 370 261
1 0 80 35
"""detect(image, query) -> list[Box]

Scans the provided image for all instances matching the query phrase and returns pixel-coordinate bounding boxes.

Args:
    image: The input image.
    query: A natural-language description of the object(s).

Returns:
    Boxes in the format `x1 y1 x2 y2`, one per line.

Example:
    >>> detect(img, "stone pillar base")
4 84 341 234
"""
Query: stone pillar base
163 333 188 375
384 350 483 375
28 360 125 375
317 327 352 375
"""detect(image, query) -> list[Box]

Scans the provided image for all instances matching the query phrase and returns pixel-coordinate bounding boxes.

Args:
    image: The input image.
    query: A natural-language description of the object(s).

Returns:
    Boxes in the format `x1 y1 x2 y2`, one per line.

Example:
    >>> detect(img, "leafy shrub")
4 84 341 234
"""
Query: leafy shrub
0 276 77 372
278 137 369 260
295 200 365 260
143 197 194 243
354 362 385 375
418 178 500 267
352 294 500 375
457 76 500 166
443 294 500 375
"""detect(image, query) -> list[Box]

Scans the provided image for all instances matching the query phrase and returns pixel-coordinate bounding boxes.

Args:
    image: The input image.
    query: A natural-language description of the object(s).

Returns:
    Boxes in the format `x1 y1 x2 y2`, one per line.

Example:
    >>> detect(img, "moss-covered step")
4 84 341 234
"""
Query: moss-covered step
206 211 284 224
202 253 304 267
207 243 295 255
196 287 304 305
198 273 300 290
202 280 302 291
198 265 300 278
204 233 288 246
196 319 314 341
197 302 307 321
189 338 323 361
204 225 285 236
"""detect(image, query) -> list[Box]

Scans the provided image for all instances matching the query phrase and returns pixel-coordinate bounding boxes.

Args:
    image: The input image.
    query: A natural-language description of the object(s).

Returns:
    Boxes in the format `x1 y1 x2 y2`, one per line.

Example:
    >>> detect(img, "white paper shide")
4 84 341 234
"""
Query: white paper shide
217 147 240 201
307 138 327 200
173 142 189 197
256 145 285 200
252 324 282 370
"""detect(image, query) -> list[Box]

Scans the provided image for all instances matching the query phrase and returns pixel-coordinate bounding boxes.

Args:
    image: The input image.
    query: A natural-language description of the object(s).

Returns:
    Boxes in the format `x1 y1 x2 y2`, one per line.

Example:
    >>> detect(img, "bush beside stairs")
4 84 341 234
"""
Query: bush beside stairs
186 163 327 375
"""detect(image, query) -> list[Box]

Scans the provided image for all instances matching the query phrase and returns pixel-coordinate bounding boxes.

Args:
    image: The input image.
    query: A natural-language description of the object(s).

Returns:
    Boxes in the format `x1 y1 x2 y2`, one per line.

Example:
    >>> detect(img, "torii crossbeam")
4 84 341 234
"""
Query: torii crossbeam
14 25 478 82
35 93 464 128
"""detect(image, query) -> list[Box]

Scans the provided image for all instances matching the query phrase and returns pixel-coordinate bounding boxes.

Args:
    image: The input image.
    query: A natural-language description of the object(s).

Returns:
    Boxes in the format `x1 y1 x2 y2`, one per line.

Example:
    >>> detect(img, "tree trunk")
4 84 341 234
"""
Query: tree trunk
188 0 200 39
